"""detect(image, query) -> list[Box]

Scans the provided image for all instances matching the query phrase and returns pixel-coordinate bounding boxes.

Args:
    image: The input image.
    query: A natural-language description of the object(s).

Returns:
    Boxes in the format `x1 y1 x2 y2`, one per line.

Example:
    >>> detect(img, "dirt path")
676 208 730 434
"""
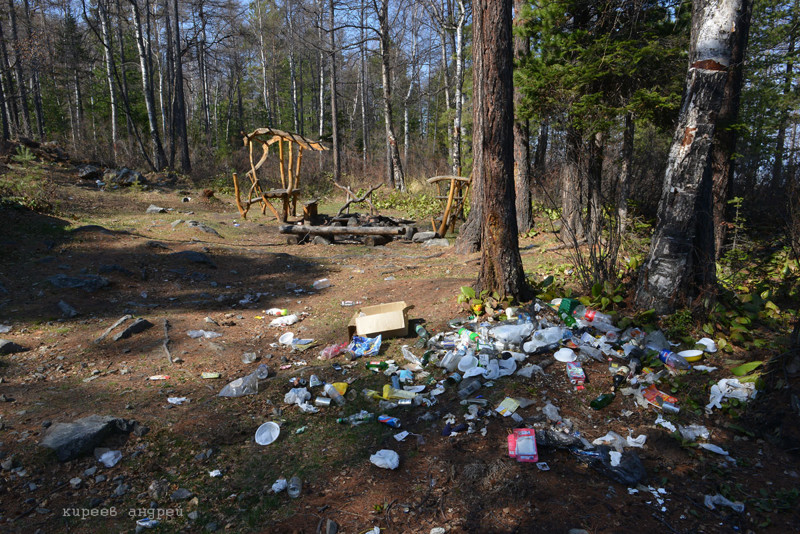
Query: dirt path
0 167 798 533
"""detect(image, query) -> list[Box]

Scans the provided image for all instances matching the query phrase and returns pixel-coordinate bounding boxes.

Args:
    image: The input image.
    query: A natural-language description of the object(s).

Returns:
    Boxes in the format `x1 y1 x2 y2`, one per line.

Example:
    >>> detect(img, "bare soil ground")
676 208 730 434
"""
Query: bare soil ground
0 157 798 534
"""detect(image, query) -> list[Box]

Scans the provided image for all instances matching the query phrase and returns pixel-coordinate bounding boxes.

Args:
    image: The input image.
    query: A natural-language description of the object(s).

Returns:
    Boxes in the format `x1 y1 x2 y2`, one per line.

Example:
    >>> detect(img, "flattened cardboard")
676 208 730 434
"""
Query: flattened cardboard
348 301 409 339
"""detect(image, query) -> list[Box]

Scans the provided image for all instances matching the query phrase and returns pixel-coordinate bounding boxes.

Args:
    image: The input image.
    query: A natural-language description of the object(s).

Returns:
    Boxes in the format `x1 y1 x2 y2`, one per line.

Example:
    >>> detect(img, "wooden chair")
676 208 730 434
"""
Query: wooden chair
426 175 471 237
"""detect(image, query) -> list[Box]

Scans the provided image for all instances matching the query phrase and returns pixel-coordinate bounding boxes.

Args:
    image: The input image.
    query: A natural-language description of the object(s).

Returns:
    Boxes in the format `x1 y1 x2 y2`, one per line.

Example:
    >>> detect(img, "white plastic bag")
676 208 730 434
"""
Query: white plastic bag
369 449 400 469
284 387 311 406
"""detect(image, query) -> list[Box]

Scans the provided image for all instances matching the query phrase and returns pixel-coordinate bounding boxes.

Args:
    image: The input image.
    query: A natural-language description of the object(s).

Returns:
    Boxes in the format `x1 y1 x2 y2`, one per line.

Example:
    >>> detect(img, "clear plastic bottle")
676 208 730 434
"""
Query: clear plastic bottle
287 476 302 498
658 349 691 370
336 410 374 425
324 383 346 405
572 305 612 324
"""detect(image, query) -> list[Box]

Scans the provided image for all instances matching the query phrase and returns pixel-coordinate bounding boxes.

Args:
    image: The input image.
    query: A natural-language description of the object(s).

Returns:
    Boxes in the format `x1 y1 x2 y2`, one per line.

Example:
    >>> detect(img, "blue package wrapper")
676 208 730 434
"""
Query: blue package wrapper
348 334 382 358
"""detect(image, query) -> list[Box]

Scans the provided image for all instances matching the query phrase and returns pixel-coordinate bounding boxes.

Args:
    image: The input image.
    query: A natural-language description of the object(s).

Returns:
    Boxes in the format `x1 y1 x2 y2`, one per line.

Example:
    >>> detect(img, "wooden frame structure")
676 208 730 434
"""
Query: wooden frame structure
233 127 328 222
427 175 471 237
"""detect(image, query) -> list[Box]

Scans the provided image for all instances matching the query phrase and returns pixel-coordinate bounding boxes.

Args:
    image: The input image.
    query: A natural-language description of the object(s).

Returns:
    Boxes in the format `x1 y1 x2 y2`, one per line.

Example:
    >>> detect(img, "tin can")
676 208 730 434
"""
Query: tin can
397 398 413 406
314 396 332 407
446 372 462 384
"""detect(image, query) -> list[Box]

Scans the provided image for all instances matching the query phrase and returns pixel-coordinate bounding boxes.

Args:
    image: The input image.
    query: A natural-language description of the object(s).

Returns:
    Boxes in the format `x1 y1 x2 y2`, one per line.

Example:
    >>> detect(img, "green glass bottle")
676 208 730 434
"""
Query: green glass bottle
590 392 615 410
365 361 388 371
556 298 578 328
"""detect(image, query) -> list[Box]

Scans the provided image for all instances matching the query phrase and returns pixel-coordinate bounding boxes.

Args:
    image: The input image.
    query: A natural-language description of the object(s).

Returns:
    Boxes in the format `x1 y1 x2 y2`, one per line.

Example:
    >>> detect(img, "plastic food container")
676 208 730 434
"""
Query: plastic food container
255 422 280 445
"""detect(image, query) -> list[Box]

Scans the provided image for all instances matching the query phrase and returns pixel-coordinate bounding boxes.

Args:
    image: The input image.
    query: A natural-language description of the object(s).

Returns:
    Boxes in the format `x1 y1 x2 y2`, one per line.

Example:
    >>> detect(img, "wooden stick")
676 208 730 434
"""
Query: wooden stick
334 183 383 217
287 140 294 193
232 173 247 218
278 140 286 189
162 318 173 364
437 177 458 237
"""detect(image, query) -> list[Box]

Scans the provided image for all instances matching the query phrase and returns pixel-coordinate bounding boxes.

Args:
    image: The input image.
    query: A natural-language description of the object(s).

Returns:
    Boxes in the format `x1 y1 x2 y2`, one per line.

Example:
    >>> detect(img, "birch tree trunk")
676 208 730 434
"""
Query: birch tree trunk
131 0 166 170
376 0 404 190
451 0 466 176
173 0 190 172
635 0 747 314
474 0 527 299
99 0 118 163
711 0 753 258
23 0 43 140
328 0 340 182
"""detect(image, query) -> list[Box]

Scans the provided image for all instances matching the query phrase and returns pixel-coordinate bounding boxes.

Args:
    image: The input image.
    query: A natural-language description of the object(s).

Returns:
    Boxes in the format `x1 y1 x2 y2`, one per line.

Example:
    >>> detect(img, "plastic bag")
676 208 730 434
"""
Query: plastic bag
284 387 311 405
542 401 562 422
348 335 382 358
678 424 709 441
369 449 399 469
271 477 288 493
489 323 535 346
705 378 757 414
218 365 268 398
704 494 744 512
219 373 258 397
270 314 299 327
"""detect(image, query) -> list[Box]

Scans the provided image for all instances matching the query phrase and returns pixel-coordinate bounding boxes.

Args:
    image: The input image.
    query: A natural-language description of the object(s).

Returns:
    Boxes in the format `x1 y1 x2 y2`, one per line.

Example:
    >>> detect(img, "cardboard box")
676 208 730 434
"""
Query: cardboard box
348 301 410 339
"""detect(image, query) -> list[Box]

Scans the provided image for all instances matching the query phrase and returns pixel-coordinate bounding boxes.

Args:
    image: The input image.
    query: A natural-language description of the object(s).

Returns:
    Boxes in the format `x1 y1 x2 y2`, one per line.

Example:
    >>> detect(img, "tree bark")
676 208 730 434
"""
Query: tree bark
377 0 404 190
587 131 604 248
560 126 585 243
710 0 753 259
328 0 340 182
131 0 166 170
635 0 746 314
172 0 190 172
8 0 31 137
451 0 466 176
618 112 634 233
472 0 528 299
513 0 531 233
99 0 118 163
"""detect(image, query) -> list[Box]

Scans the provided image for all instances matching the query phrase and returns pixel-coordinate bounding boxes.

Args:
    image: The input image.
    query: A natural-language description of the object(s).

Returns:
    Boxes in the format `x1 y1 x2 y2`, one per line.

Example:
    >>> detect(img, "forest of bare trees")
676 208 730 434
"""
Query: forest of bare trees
0 0 797 292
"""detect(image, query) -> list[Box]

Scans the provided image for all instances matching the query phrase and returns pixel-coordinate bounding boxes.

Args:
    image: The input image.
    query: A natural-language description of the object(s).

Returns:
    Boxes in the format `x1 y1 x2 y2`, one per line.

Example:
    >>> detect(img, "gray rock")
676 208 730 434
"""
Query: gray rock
1 457 15 470
77 165 102 181
47 274 110 292
170 488 193 501
311 235 333 245
146 241 170 249
422 238 450 247
0 339 27 354
188 511 199 521
84 466 97 477
39 415 137 461
58 300 78 318
148 479 169 501
112 318 154 341
69 477 81 488
411 231 437 243
95 475 106 483
70 225 117 235
170 219 184 229
168 251 216 268
113 483 129 497
112 168 147 186
146 205 168 214
186 221 222 238
205 522 218 532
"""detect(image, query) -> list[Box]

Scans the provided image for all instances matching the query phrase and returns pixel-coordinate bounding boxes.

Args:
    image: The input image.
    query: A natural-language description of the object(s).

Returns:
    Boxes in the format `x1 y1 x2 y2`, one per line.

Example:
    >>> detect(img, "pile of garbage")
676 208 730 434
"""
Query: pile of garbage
228 296 759 495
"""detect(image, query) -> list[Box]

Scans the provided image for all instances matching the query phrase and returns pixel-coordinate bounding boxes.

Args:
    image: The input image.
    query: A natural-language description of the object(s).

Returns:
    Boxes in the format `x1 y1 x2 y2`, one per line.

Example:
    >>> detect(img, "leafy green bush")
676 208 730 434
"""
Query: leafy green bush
373 190 442 220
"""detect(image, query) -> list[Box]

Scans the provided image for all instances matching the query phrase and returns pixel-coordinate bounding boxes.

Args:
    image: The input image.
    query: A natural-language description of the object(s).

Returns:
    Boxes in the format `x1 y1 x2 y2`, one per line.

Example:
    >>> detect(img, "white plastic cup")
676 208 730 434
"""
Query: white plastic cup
457 354 478 372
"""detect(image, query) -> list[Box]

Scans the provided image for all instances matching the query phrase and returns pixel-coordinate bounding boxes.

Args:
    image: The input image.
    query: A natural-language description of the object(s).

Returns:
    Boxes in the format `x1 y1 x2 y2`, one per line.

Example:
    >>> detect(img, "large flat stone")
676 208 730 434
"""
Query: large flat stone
40 415 130 462
0 339 27 354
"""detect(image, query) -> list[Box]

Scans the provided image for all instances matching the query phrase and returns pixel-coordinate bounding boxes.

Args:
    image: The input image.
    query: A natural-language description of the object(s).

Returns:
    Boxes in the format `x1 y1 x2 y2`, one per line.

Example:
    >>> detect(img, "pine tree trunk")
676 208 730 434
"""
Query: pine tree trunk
8 0 31 138
635 0 746 314
474 0 528 299
513 0 531 233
